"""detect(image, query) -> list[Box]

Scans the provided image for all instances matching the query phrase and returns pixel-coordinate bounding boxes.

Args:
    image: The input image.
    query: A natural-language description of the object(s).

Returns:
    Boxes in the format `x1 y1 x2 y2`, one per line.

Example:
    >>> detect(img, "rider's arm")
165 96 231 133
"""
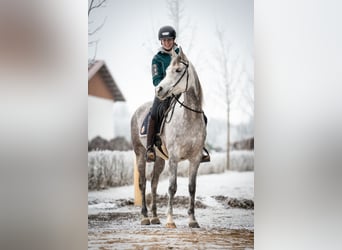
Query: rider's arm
151 59 163 86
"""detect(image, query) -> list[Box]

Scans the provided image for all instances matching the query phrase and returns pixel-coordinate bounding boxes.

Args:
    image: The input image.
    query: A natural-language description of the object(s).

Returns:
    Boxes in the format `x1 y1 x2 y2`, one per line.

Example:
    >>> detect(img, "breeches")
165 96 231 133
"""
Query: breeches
150 96 162 120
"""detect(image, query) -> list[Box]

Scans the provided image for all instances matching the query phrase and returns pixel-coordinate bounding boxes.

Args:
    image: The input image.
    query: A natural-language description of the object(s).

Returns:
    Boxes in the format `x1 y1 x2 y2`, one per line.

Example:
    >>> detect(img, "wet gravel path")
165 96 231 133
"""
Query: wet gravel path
88 197 254 249
88 172 254 249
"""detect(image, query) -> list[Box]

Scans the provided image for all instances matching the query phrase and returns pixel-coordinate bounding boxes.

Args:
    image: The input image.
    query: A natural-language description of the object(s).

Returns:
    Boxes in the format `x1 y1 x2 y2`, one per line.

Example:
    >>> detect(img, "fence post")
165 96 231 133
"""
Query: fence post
134 156 142 206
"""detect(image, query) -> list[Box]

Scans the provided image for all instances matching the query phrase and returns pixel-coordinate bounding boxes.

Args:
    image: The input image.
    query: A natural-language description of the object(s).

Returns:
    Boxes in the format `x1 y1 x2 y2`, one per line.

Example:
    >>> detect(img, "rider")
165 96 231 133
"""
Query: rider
145 25 210 163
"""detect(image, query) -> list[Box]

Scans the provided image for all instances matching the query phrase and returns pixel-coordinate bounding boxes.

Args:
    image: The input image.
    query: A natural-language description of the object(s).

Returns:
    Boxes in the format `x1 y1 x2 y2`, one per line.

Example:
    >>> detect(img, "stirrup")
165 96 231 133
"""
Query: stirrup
146 146 156 162
200 147 210 163
201 154 211 163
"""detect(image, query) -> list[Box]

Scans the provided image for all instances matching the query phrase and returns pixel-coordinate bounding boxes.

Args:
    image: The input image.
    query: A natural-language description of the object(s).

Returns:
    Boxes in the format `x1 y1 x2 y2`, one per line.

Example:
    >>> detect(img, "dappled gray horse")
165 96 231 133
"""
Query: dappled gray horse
131 48 206 228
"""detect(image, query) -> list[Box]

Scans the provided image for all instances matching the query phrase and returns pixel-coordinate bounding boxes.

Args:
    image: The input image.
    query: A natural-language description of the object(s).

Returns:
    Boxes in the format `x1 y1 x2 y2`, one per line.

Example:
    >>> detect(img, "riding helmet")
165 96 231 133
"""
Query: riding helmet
158 26 176 40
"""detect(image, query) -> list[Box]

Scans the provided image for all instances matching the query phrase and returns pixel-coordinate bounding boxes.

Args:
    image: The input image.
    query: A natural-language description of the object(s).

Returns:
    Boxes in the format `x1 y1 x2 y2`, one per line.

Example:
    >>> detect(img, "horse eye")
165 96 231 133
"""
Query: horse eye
176 68 182 73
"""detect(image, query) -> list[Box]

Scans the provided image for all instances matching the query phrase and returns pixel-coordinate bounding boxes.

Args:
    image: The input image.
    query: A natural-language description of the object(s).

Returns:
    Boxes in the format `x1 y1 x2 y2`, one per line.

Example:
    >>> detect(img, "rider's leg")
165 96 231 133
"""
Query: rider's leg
146 97 161 162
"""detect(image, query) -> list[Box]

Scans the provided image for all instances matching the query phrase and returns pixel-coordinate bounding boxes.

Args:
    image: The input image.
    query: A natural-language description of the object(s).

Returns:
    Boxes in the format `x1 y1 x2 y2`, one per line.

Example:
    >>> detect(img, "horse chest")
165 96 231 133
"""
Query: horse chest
164 119 204 147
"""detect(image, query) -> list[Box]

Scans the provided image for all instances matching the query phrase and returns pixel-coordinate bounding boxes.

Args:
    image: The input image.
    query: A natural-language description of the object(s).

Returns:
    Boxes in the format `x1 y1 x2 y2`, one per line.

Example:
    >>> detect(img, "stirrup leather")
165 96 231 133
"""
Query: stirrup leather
146 145 156 162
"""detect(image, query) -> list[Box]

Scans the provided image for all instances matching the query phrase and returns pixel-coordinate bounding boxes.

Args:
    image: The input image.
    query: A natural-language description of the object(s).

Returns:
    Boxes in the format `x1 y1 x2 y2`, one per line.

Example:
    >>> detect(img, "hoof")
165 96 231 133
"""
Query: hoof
189 221 200 228
150 217 161 224
141 217 150 225
166 222 177 228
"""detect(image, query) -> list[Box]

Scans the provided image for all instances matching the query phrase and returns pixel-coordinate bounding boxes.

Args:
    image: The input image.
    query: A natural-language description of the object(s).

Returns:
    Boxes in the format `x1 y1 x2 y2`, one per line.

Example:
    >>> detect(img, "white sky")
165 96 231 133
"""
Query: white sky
89 0 253 123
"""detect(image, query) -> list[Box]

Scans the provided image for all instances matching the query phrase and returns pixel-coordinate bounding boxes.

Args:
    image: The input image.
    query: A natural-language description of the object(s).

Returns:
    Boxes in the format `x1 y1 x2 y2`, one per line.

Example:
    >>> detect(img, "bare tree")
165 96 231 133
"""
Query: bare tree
167 0 182 34
143 0 197 82
143 0 196 58
142 23 162 58
213 27 244 170
88 0 107 64
241 65 254 119
233 60 254 138
166 0 196 56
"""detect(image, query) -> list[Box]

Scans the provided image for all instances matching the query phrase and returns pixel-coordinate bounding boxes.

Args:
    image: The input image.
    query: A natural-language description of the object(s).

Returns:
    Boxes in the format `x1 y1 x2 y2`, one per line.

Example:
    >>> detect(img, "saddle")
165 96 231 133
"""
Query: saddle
140 98 171 135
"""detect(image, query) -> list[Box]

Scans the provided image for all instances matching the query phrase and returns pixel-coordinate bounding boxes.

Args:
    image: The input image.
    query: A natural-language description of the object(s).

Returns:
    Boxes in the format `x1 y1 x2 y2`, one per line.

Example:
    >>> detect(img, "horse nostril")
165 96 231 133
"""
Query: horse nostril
157 86 163 94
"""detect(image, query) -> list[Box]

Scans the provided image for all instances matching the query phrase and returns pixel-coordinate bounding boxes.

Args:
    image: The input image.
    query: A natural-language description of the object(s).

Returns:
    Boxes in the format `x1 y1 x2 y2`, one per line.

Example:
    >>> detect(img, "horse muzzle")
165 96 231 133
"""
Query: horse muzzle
155 86 171 100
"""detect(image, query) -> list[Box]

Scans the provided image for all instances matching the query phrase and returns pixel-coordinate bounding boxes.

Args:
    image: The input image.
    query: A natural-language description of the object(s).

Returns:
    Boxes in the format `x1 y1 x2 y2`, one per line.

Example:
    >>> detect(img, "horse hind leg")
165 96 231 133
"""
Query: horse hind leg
188 160 201 228
136 153 150 225
150 156 165 224
166 159 177 228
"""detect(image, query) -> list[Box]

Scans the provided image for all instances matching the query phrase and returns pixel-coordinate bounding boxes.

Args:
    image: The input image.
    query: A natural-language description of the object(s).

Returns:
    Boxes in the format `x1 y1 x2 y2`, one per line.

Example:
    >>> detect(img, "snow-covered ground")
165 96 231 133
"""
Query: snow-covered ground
88 150 254 190
88 171 254 215
88 171 254 249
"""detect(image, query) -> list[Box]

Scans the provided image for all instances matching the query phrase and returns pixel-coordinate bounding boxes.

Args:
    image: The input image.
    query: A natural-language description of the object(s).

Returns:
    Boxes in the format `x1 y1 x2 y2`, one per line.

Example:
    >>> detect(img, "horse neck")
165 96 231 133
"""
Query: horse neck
182 65 203 119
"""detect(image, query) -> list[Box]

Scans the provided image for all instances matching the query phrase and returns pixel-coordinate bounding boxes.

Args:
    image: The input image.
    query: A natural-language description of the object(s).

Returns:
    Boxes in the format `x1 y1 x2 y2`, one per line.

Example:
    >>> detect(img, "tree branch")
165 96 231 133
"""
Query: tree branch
88 0 106 16
88 16 107 36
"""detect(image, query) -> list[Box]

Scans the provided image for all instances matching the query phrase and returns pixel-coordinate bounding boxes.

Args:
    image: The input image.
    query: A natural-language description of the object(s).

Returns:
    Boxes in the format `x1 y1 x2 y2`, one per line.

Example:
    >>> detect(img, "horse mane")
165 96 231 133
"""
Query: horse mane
189 62 203 109
172 48 204 109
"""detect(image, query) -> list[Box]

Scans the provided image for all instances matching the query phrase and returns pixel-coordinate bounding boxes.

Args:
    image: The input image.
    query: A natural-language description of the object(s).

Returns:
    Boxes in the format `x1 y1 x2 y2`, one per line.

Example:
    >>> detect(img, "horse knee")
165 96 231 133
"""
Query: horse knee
139 178 146 191
188 183 196 195
187 207 194 216
168 184 177 196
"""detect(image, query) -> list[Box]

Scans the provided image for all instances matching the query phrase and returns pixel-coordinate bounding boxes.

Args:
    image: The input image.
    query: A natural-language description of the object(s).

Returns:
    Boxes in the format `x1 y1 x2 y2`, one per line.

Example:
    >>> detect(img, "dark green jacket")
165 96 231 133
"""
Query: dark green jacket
151 46 179 86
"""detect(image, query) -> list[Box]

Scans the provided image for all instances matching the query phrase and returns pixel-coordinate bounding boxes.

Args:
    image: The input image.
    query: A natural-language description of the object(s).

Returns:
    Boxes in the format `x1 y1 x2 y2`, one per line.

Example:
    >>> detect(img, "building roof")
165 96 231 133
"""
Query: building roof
88 60 125 102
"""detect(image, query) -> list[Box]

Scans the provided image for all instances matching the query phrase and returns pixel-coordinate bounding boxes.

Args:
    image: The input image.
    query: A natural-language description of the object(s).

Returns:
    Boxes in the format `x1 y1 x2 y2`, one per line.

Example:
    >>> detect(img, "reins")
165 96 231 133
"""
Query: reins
165 92 204 124
171 60 204 114
164 59 204 124
172 94 204 114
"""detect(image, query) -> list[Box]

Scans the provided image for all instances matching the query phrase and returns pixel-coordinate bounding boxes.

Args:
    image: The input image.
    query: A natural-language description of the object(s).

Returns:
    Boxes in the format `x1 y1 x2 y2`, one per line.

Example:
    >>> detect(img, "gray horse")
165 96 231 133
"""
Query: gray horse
130 48 206 228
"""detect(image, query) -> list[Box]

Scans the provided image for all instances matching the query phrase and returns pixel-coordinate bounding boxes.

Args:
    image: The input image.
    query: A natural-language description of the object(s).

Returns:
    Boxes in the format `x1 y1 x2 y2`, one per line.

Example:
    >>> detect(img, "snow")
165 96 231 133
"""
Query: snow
88 150 254 190
88 171 254 214
88 170 254 241
157 171 254 198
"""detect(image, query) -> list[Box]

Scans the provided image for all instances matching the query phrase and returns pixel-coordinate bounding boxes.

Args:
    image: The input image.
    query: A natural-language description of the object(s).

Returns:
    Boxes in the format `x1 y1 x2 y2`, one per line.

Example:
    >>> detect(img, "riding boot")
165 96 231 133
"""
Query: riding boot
146 117 156 162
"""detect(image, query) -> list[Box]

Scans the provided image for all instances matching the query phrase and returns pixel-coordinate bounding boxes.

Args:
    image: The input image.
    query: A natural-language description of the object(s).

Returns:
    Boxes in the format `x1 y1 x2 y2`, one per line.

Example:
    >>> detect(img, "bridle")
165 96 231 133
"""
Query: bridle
171 60 189 90
170 60 204 114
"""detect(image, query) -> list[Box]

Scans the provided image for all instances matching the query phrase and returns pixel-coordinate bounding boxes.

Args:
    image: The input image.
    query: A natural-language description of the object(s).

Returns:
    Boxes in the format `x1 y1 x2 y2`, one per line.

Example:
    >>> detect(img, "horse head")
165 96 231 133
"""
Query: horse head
155 47 190 100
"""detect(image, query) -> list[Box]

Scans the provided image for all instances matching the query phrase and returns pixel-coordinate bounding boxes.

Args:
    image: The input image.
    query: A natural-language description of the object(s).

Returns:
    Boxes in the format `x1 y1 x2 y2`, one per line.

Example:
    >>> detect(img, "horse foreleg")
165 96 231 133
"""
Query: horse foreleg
137 154 150 225
150 157 165 224
166 159 177 228
188 160 200 228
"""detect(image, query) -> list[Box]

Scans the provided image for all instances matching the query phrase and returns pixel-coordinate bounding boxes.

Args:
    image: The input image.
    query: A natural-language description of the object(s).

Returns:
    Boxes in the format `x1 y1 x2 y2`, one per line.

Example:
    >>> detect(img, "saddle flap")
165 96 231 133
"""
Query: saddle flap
140 111 151 136
139 98 172 137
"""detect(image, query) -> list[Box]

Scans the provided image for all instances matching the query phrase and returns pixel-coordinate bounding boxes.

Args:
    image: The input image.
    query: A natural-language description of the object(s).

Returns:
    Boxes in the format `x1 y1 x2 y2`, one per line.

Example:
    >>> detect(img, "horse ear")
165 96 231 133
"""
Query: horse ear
178 46 187 61
171 48 177 58
178 46 183 55
178 46 184 57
